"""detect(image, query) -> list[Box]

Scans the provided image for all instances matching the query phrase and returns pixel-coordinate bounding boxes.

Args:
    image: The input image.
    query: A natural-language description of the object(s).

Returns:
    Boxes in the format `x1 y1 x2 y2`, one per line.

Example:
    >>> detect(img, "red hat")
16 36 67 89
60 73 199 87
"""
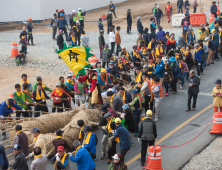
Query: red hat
149 59 153 62
57 146 65 151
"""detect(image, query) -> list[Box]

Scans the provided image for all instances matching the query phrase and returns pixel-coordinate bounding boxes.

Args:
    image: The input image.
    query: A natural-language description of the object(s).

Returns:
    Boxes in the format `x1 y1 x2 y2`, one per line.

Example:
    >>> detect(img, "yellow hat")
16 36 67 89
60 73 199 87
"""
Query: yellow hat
212 29 215 32
115 118 122 124
146 110 152 117
101 68 107 73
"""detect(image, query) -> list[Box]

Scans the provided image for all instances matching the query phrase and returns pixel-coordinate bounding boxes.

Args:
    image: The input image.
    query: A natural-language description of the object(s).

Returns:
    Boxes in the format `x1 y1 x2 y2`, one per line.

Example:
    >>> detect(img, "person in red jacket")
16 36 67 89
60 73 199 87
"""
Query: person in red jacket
51 83 71 112
79 67 103 109
165 2 172 23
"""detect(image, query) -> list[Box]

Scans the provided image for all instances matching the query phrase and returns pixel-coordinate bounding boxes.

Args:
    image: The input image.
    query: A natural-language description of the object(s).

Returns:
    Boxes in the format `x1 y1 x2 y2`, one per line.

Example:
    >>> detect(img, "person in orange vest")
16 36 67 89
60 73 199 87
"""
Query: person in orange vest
141 72 152 114
165 2 173 23
152 77 163 122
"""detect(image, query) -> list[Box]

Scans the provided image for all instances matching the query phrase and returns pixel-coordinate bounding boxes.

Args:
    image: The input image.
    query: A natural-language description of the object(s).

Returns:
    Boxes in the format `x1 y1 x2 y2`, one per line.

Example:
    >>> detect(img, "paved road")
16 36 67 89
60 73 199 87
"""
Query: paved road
2 59 222 170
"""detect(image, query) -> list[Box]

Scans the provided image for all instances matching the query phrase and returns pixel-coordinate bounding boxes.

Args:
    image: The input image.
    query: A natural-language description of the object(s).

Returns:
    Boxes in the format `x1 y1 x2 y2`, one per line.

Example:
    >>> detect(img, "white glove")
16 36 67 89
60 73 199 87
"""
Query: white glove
29 153 33 157
105 83 107 85
56 155 60 162
68 152 72 156
25 101 29 105
22 108 25 112
155 138 157 142
141 62 143 64
138 138 141 143
42 99 45 102
51 97 54 100
88 90 91 93
165 72 168 75
13 110 16 113
198 63 201 66
56 153 59 157
55 97 59 100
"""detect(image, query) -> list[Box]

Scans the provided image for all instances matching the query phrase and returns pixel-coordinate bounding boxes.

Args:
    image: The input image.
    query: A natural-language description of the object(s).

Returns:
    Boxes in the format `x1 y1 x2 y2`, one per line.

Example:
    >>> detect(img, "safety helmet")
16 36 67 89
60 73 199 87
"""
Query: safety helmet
146 110 152 117
28 18 32 22
115 118 122 124
72 10 75 13
101 68 107 73
78 7 82 11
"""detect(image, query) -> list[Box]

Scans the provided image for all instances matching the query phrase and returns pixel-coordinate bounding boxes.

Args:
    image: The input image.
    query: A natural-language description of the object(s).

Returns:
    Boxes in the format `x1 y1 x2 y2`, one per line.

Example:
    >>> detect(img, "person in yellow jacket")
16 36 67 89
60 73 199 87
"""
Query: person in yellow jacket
212 79 222 112
29 128 46 157
78 7 86 31
198 24 206 40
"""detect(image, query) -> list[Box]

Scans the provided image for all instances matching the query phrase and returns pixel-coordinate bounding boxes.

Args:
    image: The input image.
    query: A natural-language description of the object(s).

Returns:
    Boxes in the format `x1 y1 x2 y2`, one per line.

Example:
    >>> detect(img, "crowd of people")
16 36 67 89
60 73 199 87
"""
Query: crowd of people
2 0 222 170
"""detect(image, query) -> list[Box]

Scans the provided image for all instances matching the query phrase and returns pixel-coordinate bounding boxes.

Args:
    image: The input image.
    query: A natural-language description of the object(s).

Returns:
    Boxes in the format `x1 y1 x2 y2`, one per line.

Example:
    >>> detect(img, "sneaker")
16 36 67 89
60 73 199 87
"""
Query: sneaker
131 141 134 145
180 85 183 90
186 108 191 112
165 92 168 96
154 116 158 122
192 108 196 111
172 91 177 94
1 135 6 140
107 159 112 164
100 156 106 160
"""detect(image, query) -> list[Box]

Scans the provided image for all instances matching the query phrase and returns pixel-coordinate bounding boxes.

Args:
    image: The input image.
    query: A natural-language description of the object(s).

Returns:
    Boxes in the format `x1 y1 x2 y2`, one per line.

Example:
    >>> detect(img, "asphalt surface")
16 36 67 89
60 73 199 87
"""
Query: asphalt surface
2 57 222 170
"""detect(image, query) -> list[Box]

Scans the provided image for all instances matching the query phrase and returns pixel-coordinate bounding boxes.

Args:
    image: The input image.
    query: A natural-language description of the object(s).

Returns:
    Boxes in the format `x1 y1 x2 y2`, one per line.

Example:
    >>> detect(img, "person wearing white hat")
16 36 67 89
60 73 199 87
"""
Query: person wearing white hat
155 5 163 28
70 10 77 27
78 7 86 31
108 153 127 169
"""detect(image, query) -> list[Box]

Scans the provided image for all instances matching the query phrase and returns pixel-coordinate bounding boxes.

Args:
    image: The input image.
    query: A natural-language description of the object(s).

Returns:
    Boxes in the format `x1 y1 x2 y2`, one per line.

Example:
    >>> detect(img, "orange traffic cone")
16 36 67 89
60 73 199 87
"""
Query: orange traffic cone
210 112 222 134
143 145 164 170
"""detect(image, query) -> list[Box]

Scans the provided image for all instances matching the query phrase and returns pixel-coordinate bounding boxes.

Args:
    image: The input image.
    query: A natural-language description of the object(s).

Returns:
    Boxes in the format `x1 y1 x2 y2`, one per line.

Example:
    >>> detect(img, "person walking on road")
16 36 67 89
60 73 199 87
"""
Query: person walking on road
51 14 58 40
186 70 200 111
212 79 222 112
109 1 117 18
166 2 173 23
127 9 132 34
193 0 198 13
177 0 184 14
152 3 157 23
155 6 163 28
205 36 216 66
107 10 113 34
57 13 68 41
138 110 157 166
210 1 218 18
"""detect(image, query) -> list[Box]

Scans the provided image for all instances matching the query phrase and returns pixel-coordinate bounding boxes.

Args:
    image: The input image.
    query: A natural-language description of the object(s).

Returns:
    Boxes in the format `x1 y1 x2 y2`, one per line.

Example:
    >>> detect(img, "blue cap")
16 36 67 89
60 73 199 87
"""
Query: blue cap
132 89 138 94
169 56 176 62
27 83 31 87
32 128 40 133
13 144 22 150
60 13 64 16
122 104 129 110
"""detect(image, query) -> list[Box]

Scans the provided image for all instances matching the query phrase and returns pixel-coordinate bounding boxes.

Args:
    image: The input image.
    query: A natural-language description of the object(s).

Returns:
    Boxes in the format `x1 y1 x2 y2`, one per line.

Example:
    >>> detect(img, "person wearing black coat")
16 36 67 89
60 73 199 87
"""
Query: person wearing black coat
127 9 132 34
143 28 149 47
57 30 64 59
186 70 200 111
123 108 135 133
137 17 143 34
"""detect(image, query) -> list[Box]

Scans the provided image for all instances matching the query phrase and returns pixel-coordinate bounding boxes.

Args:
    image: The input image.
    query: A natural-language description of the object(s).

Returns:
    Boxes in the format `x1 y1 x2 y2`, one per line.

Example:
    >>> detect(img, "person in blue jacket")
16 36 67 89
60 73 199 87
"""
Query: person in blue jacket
155 6 163 28
106 62 120 78
0 145 9 170
212 29 219 61
0 98 23 140
137 16 143 34
194 43 202 77
98 18 104 32
156 26 166 41
69 140 96 170
57 13 68 40
155 56 165 85
113 118 131 159
169 56 180 93
82 125 97 160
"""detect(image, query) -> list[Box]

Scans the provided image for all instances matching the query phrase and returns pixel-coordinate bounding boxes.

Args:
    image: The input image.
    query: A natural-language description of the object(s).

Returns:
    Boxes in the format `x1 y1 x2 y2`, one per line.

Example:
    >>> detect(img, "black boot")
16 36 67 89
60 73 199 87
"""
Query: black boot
89 104 95 109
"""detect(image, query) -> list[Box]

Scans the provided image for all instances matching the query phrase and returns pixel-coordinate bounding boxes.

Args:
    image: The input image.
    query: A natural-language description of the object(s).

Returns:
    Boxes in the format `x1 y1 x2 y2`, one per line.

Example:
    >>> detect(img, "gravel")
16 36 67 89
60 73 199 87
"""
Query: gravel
183 137 222 170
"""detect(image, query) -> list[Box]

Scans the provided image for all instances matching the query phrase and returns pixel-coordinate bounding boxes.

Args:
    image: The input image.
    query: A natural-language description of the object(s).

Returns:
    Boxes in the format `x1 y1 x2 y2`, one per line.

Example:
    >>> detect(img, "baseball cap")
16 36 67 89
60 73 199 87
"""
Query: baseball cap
104 112 112 118
56 129 64 136
115 118 122 124
13 144 22 150
57 146 65 151
122 104 129 110
32 128 40 133
56 83 61 87
82 125 92 132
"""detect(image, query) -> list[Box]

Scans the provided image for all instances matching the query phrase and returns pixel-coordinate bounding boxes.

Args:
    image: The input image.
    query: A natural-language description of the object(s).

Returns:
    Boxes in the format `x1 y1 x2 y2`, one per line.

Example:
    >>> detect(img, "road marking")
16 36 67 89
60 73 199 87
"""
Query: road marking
125 104 213 166
178 90 212 97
